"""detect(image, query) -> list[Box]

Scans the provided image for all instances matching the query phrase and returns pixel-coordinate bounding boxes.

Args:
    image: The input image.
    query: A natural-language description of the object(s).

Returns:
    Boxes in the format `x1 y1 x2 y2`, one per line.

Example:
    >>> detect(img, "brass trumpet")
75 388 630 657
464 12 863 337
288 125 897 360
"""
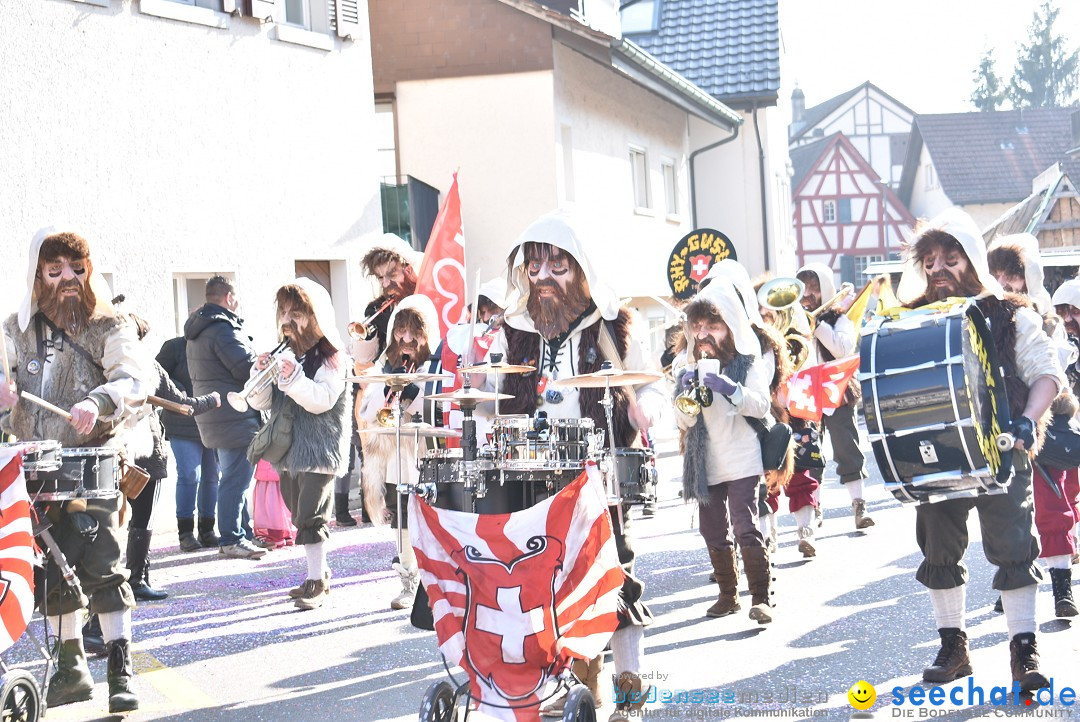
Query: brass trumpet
227 341 288 412
348 297 395 341
674 371 713 416
811 282 855 319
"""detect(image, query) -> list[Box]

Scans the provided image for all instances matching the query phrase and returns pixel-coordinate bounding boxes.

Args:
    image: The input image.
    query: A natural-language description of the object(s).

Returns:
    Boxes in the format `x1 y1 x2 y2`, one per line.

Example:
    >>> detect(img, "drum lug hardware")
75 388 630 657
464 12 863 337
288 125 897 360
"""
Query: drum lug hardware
919 440 939 464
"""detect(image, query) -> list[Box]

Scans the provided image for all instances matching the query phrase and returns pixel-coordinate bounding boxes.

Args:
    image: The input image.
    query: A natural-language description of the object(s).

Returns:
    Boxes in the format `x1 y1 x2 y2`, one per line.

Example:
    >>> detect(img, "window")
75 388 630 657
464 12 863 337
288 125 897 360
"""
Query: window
661 159 678 216
620 0 659 33
561 125 575 203
823 200 836 223
837 198 852 224
375 104 398 183
172 272 233 336
630 146 650 210
924 165 936 190
855 255 883 283
283 0 309 28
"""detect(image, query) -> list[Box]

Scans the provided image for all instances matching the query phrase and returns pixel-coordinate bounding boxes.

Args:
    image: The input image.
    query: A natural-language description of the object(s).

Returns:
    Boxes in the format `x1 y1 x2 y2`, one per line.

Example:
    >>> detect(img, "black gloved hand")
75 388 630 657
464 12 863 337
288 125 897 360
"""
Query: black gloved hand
400 383 420 404
1011 415 1035 449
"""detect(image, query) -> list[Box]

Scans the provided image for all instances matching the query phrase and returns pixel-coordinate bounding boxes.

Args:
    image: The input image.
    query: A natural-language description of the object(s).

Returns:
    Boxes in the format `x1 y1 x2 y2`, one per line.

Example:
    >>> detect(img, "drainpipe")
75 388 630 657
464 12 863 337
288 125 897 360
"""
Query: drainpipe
689 123 739 228
752 102 771 271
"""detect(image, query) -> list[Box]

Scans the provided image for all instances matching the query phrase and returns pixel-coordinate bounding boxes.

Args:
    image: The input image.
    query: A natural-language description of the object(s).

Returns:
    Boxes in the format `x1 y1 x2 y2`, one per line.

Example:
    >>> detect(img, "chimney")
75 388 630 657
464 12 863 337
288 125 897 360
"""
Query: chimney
792 85 805 126
1070 109 1080 158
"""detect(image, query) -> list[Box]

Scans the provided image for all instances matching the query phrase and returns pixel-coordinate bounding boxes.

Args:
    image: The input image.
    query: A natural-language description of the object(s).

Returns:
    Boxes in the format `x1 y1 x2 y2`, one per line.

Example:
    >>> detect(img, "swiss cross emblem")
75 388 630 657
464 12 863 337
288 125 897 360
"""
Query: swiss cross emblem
688 254 713 282
453 537 563 701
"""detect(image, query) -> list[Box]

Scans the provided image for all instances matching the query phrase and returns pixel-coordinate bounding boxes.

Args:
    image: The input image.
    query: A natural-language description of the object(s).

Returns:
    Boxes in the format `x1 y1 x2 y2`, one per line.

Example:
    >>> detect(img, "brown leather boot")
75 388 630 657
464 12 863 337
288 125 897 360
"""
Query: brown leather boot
742 545 774 624
609 671 652 721
571 656 603 708
853 499 875 529
923 628 972 683
1010 632 1050 693
706 547 741 618
797 526 816 557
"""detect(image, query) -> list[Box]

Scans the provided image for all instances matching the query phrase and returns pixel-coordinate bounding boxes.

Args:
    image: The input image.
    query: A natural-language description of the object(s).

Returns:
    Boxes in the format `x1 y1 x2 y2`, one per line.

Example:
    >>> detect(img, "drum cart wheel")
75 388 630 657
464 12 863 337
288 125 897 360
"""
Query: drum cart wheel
0 668 42 722
419 681 457 722
561 685 596 722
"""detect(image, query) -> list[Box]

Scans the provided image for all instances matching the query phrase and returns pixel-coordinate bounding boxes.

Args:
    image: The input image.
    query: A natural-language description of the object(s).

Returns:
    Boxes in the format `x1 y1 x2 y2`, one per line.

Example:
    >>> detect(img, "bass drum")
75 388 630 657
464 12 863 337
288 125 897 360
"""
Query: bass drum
859 299 1011 504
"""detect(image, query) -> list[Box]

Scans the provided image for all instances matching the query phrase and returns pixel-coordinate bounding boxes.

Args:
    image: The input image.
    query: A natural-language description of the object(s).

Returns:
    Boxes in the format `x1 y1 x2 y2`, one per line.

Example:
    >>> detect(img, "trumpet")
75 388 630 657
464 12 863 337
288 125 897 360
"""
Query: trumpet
811 282 855 320
375 355 415 426
227 341 288 412
348 297 395 341
674 371 714 417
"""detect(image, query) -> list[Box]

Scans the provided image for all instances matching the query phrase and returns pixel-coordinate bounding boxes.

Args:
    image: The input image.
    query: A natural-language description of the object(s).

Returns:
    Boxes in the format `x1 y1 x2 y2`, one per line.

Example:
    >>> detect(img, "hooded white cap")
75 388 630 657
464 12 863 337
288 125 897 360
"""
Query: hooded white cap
686 278 760 358
795 261 837 303
1052 278 1080 310
385 294 440 361
478 276 508 308
701 259 762 325
503 209 620 333
19 225 115 333
279 277 343 351
897 208 1004 304
987 233 1052 313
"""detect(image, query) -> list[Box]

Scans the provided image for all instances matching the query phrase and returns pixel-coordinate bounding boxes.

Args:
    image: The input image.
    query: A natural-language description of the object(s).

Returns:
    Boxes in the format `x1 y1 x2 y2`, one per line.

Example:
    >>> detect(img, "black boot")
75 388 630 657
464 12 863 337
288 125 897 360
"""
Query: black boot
923 628 972 683
177 517 201 552
1049 567 1078 618
197 516 219 547
106 638 139 713
127 529 168 601
335 492 357 527
82 614 107 657
742 545 774 624
47 638 94 707
1010 632 1050 693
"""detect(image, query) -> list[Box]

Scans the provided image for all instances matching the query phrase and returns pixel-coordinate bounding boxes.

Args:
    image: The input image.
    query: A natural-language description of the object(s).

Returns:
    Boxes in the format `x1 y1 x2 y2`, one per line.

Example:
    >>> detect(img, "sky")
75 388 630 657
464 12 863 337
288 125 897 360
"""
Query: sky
778 0 1080 116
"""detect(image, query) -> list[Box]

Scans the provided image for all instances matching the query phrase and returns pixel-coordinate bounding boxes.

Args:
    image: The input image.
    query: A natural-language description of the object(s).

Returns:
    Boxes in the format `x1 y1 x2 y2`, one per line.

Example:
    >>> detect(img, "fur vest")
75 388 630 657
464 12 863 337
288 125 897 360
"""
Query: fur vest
3 312 149 452
502 309 637 447
271 369 351 477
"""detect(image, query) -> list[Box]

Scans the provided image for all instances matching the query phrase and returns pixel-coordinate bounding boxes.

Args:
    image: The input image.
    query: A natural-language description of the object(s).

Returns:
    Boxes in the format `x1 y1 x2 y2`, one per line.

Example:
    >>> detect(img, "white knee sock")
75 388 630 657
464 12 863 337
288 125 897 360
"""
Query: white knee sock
305 541 328 579
757 514 770 541
397 529 417 571
844 479 864 501
98 609 132 643
1044 554 1071 570
47 612 85 641
928 585 966 630
1000 585 1037 638
793 506 815 529
610 625 644 676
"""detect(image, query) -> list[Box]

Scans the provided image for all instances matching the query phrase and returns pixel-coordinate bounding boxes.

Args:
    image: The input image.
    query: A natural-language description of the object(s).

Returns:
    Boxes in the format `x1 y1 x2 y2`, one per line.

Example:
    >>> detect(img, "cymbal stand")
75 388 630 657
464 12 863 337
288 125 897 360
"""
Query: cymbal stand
393 382 409 557
599 367 624 527
458 375 484 503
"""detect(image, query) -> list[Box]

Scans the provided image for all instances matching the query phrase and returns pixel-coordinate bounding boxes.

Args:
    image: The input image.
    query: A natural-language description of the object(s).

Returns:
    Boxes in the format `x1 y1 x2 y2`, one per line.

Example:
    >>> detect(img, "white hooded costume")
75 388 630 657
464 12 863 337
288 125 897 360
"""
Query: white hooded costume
988 233 1053 313
701 259 763 326
672 278 771 484
796 261 856 360
2 225 152 446
358 294 445 520
350 233 426 367
488 210 664 423
1052 279 1080 312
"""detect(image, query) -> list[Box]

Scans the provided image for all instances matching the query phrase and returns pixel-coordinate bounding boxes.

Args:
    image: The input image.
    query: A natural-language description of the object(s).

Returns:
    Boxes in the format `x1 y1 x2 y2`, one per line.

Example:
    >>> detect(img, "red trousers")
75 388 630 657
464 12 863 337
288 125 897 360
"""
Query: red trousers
1034 465 1079 558
783 469 820 514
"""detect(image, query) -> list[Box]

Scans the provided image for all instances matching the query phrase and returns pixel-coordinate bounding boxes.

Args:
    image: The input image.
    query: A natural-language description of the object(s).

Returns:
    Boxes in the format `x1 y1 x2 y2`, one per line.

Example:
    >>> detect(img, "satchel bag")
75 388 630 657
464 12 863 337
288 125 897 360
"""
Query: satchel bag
747 417 793 471
1036 417 1080 469
246 399 294 466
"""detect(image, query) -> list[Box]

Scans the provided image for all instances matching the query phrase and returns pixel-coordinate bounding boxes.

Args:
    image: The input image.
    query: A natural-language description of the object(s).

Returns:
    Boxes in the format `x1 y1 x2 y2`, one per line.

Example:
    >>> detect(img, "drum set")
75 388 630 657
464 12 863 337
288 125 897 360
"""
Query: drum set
0 439 125 722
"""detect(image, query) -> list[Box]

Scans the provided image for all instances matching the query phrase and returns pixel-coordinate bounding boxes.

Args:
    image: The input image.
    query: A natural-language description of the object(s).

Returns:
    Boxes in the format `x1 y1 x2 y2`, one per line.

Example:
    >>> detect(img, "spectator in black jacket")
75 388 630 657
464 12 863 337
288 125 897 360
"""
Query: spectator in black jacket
157 332 221 552
184 276 266 560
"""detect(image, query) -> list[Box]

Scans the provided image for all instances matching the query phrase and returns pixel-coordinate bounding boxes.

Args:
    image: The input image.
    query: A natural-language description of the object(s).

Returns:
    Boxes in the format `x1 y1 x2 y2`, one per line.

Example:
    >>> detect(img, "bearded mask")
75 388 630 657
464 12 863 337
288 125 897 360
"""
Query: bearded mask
523 243 592 340
386 309 430 369
35 259 96 336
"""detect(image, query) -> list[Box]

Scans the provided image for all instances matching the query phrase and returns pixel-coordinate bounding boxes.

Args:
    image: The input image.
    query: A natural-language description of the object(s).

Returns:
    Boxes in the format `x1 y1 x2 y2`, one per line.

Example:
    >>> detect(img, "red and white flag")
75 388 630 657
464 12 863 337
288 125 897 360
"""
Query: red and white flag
0 448 37 652
415 173 468 338
409 462 623 720
786 355 861 422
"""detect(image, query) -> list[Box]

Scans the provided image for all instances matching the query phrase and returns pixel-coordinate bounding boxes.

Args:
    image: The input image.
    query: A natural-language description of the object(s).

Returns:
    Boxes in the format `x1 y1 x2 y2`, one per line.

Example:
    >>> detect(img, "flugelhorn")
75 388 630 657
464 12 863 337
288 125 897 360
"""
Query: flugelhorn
348 297 395 341
227 341 288 412
674 370 713 417
811 282 855 319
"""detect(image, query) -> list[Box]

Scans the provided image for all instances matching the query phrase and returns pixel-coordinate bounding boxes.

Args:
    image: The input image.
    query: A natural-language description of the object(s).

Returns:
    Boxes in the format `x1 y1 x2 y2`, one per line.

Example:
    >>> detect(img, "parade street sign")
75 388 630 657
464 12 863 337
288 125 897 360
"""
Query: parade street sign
666 228 736 299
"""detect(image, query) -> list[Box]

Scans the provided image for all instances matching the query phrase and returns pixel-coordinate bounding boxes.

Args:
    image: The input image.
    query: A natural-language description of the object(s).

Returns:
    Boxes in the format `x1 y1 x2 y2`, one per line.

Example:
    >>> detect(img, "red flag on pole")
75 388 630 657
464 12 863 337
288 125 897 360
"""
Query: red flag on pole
415 173 467 337
785 355 861 422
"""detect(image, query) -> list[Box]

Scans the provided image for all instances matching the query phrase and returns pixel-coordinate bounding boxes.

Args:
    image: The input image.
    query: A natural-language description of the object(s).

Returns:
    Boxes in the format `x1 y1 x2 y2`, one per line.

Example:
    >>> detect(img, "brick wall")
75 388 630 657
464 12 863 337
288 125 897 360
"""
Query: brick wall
369 0 554 95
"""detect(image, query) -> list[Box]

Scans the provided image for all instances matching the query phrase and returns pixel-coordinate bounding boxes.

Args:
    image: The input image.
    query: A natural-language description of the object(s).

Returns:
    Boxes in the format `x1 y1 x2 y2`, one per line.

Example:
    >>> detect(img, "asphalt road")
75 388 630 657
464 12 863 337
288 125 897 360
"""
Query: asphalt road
4 429 1078 721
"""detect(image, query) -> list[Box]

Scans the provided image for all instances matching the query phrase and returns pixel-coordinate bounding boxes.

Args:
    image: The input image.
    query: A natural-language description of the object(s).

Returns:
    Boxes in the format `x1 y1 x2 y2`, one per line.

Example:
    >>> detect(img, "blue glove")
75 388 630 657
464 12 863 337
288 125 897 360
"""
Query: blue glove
1011 416 1035 449
678 370 695 390
701 373 737 396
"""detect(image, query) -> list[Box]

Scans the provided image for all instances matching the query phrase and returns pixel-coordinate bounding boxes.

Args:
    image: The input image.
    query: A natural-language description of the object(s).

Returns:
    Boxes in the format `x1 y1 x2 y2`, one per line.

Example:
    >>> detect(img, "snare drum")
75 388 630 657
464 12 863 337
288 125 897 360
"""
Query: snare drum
859 300 1011 504
29 447 122 501
493 415 594 469
0 440 62 479
605 448 657 506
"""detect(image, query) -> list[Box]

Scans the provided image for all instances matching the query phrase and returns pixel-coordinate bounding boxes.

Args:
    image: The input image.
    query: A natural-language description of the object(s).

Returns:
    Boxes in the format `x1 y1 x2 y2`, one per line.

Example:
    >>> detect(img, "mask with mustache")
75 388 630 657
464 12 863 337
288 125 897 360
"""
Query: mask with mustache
36 275 94 335
526 277 592 340
281 319 321 355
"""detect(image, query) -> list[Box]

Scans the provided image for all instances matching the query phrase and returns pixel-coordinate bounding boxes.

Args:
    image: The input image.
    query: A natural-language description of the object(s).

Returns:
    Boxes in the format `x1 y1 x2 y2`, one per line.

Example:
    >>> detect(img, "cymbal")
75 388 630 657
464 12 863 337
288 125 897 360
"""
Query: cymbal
549 369 663 389
345 371 454 386
359 424 462 438
426 387 513 403
458 360 536 374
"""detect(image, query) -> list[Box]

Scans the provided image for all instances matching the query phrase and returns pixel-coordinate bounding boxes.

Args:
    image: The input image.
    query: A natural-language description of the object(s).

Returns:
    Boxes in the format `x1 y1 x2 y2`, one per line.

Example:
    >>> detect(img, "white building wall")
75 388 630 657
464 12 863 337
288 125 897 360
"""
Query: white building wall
0 0 381 352
552 43 692 297
394 72 559 283
907 146 954 222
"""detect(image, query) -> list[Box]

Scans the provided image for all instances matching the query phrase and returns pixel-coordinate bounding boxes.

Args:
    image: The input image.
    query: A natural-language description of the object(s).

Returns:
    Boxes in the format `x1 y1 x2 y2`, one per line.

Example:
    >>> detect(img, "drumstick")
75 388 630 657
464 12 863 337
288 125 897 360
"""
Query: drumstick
20 390 73 421
0 322 11 386
148 395 194 416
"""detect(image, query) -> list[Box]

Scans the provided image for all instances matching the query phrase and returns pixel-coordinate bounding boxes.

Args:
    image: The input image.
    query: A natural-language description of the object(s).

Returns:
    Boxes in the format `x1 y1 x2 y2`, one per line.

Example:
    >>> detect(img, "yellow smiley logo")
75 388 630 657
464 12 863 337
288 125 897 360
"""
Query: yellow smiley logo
848 680 876 710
